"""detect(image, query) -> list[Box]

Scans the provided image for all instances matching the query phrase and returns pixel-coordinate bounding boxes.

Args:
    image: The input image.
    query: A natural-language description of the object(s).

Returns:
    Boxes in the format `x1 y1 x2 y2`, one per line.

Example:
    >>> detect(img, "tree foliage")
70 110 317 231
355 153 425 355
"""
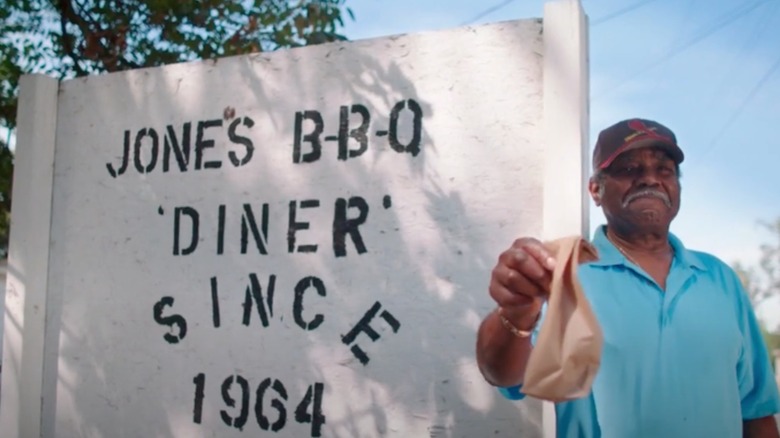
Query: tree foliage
734 218 780 310
762 324 780 368
733 219 780 362
0 0 353 251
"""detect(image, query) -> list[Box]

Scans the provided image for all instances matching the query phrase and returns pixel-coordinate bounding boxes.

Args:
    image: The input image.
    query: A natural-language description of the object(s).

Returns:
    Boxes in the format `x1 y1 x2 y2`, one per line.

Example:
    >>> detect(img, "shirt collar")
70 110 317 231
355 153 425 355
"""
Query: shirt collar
589 225 707 271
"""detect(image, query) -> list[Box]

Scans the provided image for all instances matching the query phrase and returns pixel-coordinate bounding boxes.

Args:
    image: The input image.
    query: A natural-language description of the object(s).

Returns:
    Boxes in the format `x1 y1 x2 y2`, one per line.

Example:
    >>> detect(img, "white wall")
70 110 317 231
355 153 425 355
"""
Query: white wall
1 1 588 437
0 259 5 356
0 260 4 404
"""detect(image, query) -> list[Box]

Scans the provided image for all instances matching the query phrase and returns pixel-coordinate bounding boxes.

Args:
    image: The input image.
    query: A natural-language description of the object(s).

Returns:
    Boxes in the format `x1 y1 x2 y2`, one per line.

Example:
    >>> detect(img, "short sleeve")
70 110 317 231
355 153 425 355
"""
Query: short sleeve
734 274 780 419
497 303 548 401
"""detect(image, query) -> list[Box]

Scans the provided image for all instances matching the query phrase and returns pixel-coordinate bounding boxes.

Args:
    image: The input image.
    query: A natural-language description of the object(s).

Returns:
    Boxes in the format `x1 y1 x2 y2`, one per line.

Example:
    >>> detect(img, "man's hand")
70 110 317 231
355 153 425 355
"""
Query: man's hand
476 237 556 387
489 237 556 328
743 416 780 438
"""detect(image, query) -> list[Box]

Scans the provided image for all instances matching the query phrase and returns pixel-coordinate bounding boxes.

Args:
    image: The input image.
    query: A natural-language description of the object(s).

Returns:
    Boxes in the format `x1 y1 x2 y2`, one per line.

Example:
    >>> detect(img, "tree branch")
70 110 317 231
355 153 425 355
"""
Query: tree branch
59 0 142 72
58 0 88 76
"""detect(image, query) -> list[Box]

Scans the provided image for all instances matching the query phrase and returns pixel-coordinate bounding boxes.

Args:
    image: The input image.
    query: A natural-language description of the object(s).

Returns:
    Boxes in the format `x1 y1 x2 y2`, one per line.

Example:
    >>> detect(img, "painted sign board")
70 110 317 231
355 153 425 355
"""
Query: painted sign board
1 1 588 437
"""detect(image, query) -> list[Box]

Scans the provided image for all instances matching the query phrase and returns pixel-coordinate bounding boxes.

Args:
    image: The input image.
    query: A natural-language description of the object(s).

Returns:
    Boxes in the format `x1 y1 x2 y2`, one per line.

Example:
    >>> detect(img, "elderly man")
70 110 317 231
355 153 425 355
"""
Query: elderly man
476 118 780 437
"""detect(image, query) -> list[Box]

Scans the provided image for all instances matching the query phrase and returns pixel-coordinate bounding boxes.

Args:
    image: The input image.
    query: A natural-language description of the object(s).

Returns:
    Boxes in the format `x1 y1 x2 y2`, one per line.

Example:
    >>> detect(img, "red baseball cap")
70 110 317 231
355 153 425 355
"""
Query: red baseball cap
592 118 684 171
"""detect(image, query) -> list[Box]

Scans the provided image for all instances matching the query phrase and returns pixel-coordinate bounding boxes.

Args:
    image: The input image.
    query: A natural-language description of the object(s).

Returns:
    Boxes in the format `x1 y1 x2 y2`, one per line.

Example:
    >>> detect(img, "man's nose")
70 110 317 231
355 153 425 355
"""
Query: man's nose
635 168 663 186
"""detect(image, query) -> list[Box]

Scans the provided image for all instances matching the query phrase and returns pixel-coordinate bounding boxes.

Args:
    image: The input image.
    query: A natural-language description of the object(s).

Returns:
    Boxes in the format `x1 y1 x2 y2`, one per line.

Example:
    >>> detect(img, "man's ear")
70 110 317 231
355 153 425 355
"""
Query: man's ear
588 178 602 206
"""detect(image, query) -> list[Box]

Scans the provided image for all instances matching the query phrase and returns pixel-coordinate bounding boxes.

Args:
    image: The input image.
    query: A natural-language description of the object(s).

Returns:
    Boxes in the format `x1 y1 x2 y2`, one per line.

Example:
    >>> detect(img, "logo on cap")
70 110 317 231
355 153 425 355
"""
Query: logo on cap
624 119 671 145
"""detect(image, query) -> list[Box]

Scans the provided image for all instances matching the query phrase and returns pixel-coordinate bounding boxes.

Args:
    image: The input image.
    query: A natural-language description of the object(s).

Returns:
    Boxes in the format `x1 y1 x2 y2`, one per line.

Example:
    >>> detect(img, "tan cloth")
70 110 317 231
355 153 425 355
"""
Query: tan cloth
521 236 602 402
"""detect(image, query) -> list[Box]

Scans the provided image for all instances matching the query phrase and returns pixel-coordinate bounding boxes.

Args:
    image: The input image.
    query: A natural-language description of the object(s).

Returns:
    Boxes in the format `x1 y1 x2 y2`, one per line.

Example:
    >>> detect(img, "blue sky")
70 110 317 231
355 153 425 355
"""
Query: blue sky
341 0 780 325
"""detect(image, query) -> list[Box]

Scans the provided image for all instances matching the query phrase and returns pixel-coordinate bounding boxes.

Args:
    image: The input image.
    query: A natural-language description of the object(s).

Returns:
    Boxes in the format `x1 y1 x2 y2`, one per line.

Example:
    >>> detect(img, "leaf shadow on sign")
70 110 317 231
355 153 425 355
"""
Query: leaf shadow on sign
226 21 547 438
39 18 546 438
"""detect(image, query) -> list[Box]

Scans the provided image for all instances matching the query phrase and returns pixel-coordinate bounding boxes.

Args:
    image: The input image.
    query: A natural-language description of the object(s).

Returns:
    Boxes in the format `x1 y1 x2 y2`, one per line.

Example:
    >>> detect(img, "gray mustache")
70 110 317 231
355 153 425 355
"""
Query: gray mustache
622 189 671 208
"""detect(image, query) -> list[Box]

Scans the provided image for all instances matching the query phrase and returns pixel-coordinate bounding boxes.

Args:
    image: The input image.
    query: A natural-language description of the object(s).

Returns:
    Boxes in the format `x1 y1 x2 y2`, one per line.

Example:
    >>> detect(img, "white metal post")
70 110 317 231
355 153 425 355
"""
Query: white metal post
542 0 590 436
0 74 59 438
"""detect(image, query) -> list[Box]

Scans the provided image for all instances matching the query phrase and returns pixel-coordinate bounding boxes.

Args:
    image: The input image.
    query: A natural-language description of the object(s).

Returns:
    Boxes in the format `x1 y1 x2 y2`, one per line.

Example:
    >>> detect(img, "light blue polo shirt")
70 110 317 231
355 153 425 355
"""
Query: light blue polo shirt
499 226 780 437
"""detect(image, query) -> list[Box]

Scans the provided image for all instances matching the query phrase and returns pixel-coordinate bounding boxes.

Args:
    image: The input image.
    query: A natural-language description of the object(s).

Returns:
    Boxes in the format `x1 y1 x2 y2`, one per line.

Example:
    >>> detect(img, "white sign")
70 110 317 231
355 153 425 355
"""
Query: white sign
1 1 589 437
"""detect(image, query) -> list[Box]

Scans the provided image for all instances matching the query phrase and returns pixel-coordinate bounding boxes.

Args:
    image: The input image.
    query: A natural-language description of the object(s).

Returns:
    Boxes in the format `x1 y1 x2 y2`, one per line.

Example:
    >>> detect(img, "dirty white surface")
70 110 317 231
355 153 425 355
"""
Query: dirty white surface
43 19 548 438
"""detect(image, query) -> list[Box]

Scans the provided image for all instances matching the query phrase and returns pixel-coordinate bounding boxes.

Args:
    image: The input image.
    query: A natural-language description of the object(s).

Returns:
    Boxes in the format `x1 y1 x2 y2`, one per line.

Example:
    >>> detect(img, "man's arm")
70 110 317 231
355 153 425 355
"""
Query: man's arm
476 307 537 387
475 238 553 387
743 416 779 438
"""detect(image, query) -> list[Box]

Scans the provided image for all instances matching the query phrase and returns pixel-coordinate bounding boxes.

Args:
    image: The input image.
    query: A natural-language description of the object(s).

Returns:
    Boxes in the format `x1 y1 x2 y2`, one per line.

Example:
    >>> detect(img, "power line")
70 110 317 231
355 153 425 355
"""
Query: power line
593 0 770 100
464 0 659 27
461 0 519 26
654 0 766 76
697 53 780 163
590 0 662 26
670 0 699 41
706 1 779 109
642 0 698 97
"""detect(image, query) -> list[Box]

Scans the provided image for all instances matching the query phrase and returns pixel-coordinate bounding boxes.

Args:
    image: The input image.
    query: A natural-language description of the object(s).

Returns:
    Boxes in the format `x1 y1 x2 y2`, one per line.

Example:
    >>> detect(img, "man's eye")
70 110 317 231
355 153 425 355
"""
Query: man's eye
607 163 640 177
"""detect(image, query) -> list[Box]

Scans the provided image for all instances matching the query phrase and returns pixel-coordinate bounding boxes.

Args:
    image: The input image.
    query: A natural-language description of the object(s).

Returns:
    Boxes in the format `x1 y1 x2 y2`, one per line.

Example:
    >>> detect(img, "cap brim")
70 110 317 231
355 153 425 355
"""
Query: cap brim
599 138 684 170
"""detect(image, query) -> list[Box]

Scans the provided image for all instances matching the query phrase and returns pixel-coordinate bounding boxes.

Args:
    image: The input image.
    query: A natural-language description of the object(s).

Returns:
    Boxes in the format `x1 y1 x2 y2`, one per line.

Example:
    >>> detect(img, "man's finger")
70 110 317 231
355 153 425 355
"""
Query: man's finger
489 282 536 308
499 249 552 291
493 264 547 297
520 240 556 271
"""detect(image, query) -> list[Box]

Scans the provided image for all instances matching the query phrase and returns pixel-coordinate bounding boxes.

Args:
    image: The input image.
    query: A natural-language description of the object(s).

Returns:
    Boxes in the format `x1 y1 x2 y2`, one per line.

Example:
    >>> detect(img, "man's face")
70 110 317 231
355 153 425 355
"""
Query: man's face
589 146 681 231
